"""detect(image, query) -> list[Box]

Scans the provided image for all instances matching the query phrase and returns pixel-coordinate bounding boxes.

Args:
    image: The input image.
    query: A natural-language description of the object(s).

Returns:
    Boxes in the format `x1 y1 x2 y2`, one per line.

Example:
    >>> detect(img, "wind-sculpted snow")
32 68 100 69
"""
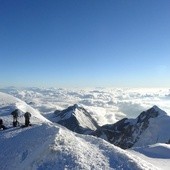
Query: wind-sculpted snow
0 124 58 170
132 143 170 159
129 144 170 170
0 123 158 170
0 92 159 170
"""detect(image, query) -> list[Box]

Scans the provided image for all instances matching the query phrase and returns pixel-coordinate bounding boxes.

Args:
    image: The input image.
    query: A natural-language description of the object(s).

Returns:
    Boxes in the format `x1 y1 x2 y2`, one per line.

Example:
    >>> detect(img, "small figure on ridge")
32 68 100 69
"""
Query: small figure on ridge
24 112 31 127
0 118 7 130
11 109 19 127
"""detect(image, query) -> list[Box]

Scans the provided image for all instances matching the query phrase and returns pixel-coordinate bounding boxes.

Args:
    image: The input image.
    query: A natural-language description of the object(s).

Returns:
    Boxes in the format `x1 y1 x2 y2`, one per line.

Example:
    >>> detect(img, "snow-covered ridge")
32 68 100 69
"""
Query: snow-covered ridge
54 104 99 134
0 92 159 169
133 106 170 147
151 105 167 116
52 104 170 150
93 105 170 149
0 92 49 126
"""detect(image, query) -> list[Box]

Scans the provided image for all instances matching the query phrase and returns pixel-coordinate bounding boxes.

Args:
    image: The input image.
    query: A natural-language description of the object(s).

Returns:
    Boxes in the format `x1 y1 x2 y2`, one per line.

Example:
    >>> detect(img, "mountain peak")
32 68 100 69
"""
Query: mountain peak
150 105 167 116
54 104 99 134
152 105 159 109
73 104 79 109
136 105 167 124
94 106 170 149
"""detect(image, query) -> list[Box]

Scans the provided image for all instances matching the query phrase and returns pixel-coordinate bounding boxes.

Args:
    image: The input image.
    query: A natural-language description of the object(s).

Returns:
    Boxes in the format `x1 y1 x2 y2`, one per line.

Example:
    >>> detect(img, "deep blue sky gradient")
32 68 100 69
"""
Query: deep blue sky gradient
0 0 170 87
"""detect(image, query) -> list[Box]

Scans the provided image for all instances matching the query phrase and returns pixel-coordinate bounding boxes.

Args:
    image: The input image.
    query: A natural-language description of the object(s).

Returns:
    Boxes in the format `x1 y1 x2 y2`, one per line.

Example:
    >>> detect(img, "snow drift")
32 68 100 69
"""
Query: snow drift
129 143 170 170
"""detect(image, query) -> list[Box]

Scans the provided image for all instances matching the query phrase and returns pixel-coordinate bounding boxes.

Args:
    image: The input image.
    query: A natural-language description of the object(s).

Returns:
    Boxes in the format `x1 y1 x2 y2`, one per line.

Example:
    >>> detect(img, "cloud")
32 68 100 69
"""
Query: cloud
116 101 145 118
1 87 170 125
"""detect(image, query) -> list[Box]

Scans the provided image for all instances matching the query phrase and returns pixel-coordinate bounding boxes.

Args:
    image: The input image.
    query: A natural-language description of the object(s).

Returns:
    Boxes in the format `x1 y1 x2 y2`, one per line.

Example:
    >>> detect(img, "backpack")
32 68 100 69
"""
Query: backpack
0 119 3 125
24 112 31 118
11 109 19 118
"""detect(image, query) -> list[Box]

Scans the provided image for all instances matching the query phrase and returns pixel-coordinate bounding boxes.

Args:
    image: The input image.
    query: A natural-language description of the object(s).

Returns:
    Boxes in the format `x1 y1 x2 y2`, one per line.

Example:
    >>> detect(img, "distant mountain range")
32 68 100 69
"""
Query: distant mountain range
54 105 170 149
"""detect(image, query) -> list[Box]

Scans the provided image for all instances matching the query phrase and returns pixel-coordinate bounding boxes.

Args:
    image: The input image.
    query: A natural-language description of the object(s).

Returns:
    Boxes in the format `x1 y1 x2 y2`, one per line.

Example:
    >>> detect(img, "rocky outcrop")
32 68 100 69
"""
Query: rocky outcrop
93 105 170 149
54 105 170 149
54 104 99 134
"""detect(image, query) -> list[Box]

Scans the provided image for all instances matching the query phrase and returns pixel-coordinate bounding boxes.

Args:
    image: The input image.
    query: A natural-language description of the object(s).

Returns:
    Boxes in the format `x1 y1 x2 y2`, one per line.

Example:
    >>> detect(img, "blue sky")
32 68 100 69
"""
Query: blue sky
0 0 170 88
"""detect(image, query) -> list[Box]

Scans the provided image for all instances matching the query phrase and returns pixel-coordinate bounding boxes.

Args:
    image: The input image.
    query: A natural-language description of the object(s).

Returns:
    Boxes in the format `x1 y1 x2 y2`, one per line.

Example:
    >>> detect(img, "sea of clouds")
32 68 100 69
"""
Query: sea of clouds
0 87 169 125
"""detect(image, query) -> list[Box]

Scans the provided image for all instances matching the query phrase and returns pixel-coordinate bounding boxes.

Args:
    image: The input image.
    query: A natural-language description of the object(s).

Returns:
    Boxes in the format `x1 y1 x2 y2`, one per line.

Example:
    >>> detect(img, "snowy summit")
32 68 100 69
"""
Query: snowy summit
0 92 160 170
93 105 170 149
54 104 99 134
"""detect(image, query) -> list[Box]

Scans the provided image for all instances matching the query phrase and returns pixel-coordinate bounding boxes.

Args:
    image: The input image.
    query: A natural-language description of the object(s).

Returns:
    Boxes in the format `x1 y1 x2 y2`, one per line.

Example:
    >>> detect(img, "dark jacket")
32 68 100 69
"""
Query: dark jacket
11 109 19 118
24 112 31 119
0 119 3 125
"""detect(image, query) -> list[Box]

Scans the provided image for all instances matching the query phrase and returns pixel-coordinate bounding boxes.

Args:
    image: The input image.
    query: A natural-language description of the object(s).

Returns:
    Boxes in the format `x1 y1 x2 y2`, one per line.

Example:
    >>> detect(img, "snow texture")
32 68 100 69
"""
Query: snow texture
133 107 170 147
0 92 160 170
130 143 170 170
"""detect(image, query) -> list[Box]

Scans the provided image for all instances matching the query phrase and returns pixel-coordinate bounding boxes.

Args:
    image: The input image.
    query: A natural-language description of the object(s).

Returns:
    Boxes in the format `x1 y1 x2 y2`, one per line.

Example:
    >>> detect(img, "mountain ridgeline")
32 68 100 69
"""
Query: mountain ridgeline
54 104 99 134
54 105 170 149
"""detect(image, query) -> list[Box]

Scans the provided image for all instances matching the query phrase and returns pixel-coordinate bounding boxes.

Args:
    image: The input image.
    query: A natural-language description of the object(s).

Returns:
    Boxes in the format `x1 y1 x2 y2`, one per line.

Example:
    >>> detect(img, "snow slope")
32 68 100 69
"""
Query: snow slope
0 92 49 127
54 104 99 134
0 92 158 170
129 143 170 170
133 106 170 147
93 105 170 149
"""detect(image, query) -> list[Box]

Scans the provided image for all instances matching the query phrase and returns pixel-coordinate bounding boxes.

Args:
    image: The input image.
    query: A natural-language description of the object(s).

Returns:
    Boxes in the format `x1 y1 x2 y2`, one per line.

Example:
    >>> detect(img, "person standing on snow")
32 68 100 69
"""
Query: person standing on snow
0 118 7 130
11 109 19 127
24 112 31 126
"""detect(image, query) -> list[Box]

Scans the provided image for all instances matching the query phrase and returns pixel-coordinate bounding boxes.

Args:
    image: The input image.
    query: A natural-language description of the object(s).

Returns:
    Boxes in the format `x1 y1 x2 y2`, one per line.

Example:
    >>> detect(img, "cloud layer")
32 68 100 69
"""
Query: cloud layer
0 87 169 125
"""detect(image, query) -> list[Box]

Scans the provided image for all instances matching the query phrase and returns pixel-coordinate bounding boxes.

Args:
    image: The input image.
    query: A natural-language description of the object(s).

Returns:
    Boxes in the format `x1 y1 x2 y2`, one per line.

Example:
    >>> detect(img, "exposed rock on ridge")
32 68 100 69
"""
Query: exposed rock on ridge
54 105 170 149
54 104 99 134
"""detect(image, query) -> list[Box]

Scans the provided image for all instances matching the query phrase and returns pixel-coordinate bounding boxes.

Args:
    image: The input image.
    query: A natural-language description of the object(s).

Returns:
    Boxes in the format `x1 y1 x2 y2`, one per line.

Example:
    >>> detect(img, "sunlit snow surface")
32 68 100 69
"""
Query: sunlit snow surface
129 144 170 170
0 92 160 170
0 92 49 126
0 88 170 169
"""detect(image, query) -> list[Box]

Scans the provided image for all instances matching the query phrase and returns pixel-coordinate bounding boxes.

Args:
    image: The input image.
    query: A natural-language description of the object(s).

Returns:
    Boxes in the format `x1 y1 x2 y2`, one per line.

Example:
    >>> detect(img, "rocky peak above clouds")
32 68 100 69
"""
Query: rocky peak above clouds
94 105 170 149
54 104 170 149
54 104 99 134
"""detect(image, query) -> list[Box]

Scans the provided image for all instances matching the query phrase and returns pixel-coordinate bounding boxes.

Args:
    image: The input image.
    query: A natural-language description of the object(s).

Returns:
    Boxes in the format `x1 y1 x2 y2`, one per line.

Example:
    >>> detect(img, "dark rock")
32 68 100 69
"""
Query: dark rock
54 104 99 134
93 105 166 149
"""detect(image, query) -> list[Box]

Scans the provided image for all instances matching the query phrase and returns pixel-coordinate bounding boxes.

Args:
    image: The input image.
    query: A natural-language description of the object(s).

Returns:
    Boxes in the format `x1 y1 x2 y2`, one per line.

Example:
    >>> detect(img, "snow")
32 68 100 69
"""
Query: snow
0 124 157 170
0 92 49 127
133 112 170 147
129 143 170 170
0 92 162 169
152 105 167 116
133 143 170 158
55 110 73 122
74 107 97 130
1 87 170 126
